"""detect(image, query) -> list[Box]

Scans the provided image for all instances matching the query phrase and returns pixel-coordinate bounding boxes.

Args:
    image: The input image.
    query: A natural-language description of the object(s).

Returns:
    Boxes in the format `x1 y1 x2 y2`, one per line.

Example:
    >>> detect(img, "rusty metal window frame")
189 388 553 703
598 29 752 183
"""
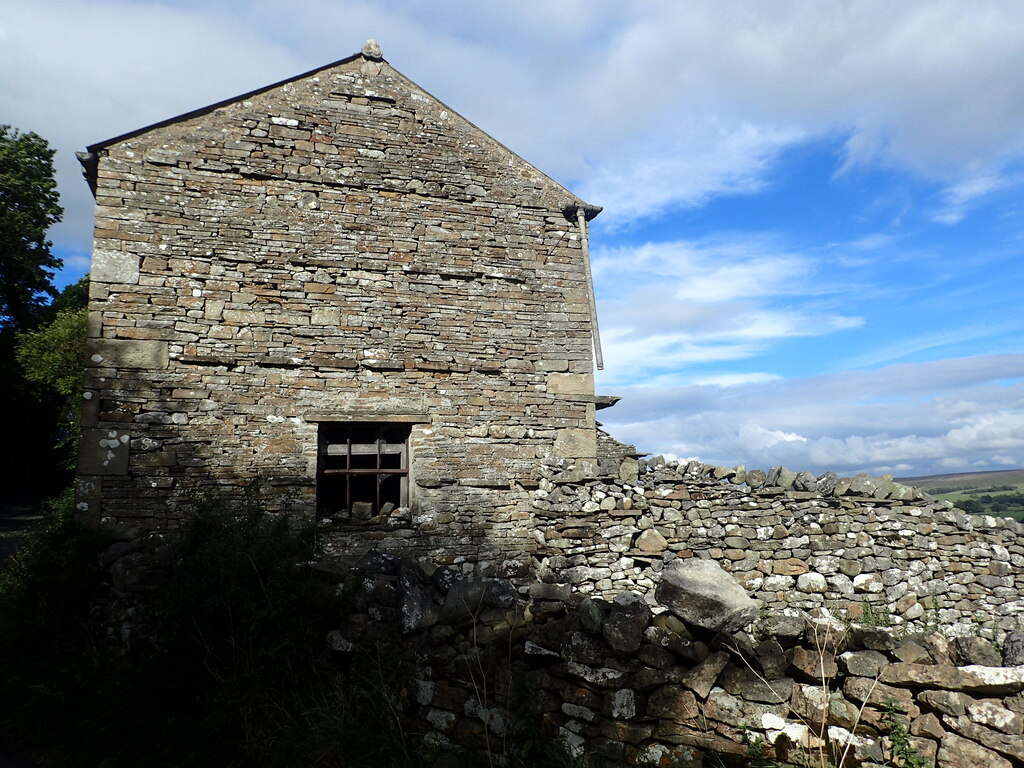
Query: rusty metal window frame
317 422 410 518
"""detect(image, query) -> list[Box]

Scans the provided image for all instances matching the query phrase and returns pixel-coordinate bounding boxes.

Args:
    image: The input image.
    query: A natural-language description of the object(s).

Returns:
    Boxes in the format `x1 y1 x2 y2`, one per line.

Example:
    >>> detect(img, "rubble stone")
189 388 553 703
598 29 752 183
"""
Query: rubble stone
937 733 1013 768
656 559 759 633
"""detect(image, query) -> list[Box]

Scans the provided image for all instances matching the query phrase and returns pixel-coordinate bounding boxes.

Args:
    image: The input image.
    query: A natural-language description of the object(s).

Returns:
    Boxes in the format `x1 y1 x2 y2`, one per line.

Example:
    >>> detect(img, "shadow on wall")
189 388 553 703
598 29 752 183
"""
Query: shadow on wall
322 547 1024 767
76 362 548 613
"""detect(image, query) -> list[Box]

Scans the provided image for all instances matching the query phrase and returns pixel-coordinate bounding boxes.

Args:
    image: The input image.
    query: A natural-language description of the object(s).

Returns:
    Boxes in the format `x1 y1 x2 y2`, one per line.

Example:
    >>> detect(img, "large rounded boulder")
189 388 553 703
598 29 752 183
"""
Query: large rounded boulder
656 558 760 633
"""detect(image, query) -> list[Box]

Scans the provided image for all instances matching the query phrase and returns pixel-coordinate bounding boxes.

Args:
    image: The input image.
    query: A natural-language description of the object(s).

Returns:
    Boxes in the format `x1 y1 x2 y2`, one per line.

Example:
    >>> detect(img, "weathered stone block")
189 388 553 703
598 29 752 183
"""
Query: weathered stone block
647 686 699 720
937 733 1012 768
535 359 569 372
88 338 169 370
839 650 889 678
554 428 596 459
635 529 667 553
547 372 594 395
92 249 140 284
790 646 838 682
681 651 730 698
79 429 130 475
657 559 760 633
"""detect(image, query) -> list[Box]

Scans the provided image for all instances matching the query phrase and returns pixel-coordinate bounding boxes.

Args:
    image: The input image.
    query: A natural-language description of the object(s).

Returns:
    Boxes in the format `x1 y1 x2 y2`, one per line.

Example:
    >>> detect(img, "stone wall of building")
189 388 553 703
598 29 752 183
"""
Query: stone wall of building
77 47 601 553
530 457 1024 641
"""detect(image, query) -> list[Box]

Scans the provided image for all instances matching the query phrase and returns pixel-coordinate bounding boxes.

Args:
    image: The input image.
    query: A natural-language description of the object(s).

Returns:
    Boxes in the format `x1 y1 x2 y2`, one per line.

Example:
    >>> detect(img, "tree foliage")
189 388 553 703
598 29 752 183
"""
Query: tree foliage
12 276 89 468
0 127 75 495
0 125 63 330
15 305 88 400
17 303 87 411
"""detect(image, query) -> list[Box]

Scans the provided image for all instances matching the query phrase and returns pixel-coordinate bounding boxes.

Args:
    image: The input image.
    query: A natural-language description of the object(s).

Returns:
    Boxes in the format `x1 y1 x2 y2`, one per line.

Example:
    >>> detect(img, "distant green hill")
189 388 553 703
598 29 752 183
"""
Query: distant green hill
896 468 1024 521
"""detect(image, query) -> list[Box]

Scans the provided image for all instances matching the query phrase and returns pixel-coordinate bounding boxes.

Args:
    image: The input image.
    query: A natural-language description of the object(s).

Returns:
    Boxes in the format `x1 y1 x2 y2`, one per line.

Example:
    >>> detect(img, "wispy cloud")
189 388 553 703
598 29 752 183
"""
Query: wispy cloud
576 123 804 227
9 1 1024 248
601 355 1024 476
691 372 782 387
570 1 1024 225
592 236 813 299
593 235 863 385
931 170 1024 224
840 322 1024 370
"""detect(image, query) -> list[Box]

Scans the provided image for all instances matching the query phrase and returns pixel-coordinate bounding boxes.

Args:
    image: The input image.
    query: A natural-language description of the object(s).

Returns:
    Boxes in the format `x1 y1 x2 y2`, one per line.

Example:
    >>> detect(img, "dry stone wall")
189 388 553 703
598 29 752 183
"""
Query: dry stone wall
302 452 1024 766
96 445 1024 651
77 47 600 554
326 551 1024 768
531 456 1024 643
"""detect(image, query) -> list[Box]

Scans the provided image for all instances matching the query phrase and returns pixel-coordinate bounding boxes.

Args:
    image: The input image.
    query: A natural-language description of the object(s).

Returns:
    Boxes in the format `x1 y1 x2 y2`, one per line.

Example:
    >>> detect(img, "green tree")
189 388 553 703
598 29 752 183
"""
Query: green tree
16 306 87 400
0 125 63 330
0 128 73 503
15 284 89 465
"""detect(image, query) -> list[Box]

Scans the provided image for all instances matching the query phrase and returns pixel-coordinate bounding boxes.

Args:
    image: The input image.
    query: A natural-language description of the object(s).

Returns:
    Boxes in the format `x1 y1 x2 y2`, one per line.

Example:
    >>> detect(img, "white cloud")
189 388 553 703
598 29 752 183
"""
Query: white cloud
930 170 1023 224
7 0 1024 253
601 354 1024 476
593 235 863 386
593 237 813 299
839 322 1023 370
576 123 803 227
691 372 782 387
572 1 1024 223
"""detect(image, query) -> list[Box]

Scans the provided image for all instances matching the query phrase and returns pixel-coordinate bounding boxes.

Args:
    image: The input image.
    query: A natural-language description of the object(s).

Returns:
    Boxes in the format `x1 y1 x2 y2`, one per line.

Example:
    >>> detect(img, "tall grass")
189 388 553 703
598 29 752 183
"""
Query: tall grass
0 486 425 767
1 486 685 767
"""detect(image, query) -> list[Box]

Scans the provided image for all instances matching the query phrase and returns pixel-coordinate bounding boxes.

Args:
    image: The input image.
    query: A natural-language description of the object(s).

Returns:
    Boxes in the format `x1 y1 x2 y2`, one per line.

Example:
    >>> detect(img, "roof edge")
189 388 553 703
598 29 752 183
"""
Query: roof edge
78 51 364 193
84 51 364 155
77 46 602 214
382 65 598 211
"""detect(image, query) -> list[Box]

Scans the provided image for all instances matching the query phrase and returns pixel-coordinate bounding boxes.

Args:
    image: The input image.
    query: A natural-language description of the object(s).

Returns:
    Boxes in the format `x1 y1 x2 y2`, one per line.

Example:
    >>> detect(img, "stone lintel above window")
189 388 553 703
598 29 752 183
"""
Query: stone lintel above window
305 412 430 424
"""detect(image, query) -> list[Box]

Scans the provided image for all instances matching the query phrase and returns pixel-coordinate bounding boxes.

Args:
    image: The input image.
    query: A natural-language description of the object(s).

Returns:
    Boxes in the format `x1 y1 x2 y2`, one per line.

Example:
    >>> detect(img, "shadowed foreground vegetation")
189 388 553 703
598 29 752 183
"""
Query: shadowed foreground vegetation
0 489 595 768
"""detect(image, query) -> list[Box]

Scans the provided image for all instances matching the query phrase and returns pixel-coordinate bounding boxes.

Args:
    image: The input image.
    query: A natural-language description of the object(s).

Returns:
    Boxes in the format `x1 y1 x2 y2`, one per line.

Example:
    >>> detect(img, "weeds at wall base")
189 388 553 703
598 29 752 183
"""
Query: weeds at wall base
3 483 1010 768
0 487 609 768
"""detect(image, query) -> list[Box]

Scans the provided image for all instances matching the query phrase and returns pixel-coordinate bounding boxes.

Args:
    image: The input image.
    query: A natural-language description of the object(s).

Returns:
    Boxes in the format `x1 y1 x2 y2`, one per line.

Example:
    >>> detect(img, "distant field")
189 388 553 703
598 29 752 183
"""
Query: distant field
896 468 1024 521
896 467 1024 492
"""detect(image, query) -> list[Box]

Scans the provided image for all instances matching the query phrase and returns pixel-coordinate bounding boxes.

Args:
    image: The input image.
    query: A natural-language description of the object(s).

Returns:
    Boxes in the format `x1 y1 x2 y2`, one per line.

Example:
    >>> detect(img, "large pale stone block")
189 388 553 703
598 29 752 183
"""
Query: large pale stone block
554 428 596 459
656 559 760 633
222 309 266 324
547 372 594 395
91 249 140 284
311 307 341 325
89 338 169 370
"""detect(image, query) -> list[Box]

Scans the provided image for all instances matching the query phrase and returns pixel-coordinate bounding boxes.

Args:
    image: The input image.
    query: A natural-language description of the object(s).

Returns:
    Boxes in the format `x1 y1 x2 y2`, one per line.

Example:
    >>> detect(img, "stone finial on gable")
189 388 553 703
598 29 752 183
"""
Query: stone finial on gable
361 39 383 60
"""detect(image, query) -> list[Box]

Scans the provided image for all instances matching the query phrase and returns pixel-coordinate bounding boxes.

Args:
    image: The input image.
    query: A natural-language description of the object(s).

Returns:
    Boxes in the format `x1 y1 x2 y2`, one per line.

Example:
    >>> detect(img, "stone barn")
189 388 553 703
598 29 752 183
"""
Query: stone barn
76 41 612 564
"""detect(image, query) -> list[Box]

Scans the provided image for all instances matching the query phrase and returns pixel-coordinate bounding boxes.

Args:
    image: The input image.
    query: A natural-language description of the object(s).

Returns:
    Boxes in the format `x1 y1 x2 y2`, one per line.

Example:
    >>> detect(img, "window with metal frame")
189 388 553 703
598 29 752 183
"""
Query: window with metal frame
317 422 410 520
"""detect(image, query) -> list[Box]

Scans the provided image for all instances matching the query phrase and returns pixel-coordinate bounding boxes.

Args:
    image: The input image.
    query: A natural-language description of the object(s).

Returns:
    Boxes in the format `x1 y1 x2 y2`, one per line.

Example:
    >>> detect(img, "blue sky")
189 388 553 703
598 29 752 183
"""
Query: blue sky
4 0 1023 476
